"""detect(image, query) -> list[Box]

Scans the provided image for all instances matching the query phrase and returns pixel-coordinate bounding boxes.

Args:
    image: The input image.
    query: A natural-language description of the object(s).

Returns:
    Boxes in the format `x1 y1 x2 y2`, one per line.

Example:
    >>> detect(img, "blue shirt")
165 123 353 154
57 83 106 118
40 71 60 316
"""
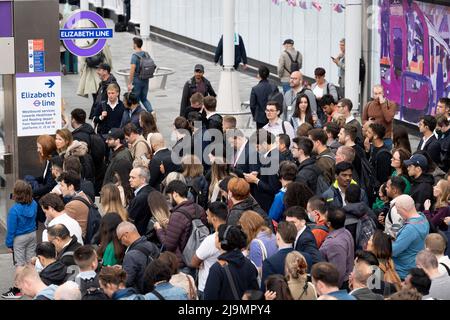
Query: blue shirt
327 290 357 300
131 51 147 80
392 214 429 279
248 231 278 268
268 188 286 222
145 282 188 300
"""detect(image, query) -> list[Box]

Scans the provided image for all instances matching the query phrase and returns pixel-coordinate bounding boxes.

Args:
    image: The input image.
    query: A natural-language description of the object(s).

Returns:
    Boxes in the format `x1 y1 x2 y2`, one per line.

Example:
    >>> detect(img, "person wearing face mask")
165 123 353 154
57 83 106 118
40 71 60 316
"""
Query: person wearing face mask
306 196 329 248
154 180 207 275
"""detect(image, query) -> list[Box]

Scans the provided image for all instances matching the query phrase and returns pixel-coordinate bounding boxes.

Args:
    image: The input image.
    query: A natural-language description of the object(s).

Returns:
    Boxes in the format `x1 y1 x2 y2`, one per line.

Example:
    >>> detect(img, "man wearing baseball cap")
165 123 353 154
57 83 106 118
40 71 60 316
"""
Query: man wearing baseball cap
278 39 303 93
180 64 216 117
404 154 434 211
103 128 133 185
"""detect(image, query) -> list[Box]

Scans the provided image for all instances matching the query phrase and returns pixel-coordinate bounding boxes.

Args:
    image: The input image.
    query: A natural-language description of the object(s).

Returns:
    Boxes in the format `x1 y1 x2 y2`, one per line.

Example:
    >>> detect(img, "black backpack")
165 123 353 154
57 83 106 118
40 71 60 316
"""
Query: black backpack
134 52 157 80
70 196 101 245
186 176 208 208
358 156 379 206
86 52 105 68
285 51 300 73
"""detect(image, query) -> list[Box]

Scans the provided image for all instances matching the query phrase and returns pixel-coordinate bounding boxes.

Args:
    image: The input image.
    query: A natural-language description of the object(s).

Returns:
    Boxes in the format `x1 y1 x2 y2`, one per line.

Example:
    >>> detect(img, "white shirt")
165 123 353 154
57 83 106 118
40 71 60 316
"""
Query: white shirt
345 115 355 124
438 255 450 276
263 118 295 141
42 213 84 245
195 233 221 292
384 198 403 239
153 147 168 156
76 270 97 281
313 85 324 99
134 183 147 196
108 99 119 110
338 185 347 206
294 226 307 249
233 139 248 167
420 134 433 150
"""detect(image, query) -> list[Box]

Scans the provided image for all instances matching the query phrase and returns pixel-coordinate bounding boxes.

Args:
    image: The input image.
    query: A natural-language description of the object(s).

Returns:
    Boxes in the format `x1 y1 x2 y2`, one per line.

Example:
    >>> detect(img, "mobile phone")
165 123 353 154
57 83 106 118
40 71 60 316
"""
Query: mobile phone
9 193 13 200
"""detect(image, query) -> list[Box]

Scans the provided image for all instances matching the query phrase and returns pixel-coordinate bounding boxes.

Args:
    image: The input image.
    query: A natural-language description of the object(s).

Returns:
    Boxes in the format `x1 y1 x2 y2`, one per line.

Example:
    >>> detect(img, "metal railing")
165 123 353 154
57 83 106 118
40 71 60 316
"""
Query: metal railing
115 67 175 90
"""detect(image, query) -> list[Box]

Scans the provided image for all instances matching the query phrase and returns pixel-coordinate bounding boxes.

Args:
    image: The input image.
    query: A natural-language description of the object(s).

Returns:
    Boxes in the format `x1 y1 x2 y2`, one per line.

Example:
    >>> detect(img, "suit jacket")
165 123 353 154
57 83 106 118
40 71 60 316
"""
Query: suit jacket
251 149 282 213
250 79 279 125
128 184 155 236
148 148 181 191
417 135 441 166
295 227 323 265
351 287 384 300
261 247 312 291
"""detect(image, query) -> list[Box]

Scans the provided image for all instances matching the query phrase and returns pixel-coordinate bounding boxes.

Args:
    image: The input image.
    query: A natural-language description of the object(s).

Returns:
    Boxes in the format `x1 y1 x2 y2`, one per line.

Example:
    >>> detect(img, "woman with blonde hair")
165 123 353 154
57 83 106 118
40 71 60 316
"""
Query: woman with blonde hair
284 251 317 300
181 154 208 208
424 179 450 230
100 183 128 221
207 157 230 201
238 210 277 279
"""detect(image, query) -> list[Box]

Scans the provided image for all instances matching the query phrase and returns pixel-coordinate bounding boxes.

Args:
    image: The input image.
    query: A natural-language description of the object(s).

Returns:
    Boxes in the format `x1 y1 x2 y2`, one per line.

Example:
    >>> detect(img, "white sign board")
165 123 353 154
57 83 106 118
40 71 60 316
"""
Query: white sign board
16 73 61 137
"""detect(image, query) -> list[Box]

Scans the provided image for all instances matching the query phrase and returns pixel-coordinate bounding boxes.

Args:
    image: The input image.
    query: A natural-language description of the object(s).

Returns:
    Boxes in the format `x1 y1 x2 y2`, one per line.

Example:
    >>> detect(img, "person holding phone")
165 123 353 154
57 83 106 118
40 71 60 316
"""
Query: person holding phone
362 84 397 150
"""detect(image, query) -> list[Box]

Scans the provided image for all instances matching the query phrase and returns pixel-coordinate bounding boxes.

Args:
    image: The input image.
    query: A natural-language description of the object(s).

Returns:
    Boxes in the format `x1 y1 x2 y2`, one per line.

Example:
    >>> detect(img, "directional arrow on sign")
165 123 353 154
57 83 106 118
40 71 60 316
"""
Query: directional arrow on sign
45 79 55 88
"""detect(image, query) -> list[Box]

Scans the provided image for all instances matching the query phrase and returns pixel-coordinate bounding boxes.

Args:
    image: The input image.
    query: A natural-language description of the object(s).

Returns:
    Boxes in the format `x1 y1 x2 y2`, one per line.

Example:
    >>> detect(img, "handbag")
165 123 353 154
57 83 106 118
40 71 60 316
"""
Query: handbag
86 52 105 68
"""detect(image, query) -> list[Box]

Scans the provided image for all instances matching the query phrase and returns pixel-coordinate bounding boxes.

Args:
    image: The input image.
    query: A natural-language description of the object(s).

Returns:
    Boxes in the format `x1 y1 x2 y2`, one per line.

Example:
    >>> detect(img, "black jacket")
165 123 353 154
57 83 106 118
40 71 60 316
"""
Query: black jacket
369 145 392 185
72 123 95 147
94 74 119 109
180 76 216 117
251 149 282 213
250 79 279 125
214 34 248 70
103 146 133 185
149 148 181 192
93 100 126 135
417 135 441 166
294 227 323 265
57 236 82 267
39 261 67 285
410 173 434 211
123 236 160 293
343 201 377 245
33 160 57 198
438 129 450 172
232 140 260 177
227 197 271 228
351 287 384 300
204 249 259 300
128 184 155 236
295 157 319 192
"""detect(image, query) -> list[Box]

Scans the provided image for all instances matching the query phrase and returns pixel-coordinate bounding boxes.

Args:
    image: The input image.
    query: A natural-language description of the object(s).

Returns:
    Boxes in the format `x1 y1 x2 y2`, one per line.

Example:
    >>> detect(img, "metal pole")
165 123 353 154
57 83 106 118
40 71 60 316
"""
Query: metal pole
140 0 152 55
217 0 241 114
345 0 363 114
80 0 89 11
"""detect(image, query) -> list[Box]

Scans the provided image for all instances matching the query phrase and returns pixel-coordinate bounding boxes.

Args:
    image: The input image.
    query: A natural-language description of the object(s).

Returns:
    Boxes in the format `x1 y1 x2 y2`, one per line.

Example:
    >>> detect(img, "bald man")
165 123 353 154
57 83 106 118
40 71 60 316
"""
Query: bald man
282 71 317 122
349 260 384 300
148 133 180 190
117 221 159 293
392 195 430 280
362 85 396 149
15 265 58 300
54 281 81 300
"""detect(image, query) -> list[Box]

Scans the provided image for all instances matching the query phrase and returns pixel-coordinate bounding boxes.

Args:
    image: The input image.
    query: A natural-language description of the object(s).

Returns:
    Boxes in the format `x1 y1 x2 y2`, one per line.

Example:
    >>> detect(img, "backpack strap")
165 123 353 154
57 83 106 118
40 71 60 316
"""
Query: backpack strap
284 51 296 74
295 51 300 62
219 260 240 300
440 262 450 276
71 196 93 208
281 121 286 135
61 251 75 258
253 238 268 261
151 289 166 300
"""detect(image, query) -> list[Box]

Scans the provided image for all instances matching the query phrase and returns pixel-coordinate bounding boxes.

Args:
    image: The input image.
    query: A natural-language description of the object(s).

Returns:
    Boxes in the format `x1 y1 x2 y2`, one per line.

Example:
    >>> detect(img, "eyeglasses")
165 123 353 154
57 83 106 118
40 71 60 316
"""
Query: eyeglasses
265 109 277 113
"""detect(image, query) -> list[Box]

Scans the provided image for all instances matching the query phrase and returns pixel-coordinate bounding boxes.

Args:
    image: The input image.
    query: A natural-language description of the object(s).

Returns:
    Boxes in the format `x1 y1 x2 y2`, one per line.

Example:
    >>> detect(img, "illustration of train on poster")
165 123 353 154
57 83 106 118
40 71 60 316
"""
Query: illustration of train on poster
379 0 450 125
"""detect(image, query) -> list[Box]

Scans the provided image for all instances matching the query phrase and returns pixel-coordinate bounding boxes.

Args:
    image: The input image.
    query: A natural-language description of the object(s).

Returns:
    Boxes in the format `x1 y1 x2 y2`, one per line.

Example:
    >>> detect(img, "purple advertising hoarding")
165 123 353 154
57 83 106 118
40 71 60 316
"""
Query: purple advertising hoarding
0 1 13 37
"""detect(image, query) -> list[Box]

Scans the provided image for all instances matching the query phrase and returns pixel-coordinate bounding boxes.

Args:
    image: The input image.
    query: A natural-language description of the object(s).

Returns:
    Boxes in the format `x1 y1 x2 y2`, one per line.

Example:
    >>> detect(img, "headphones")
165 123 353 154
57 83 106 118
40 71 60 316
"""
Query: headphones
220 225 232 247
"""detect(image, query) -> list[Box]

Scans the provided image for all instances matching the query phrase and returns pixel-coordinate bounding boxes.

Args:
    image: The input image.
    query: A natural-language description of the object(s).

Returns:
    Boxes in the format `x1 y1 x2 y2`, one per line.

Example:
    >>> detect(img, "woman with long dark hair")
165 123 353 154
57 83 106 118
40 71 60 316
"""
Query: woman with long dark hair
283 182 314 209
391 148 412 194
97 212 126 266
393 126 412 154
290 94 319 131
140 111 159 143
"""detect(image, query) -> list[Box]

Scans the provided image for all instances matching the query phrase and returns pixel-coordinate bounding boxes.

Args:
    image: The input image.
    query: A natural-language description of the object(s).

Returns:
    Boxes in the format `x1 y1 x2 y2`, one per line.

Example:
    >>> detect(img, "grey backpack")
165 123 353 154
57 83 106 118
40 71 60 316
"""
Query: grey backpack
134 52 156 80
178 207 210 267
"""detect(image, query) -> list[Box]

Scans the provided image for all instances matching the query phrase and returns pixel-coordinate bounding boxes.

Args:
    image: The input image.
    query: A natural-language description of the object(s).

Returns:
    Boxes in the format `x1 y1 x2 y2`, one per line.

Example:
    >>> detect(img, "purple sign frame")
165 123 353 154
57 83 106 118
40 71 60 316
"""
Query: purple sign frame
62 10 108 57
0 1 13 37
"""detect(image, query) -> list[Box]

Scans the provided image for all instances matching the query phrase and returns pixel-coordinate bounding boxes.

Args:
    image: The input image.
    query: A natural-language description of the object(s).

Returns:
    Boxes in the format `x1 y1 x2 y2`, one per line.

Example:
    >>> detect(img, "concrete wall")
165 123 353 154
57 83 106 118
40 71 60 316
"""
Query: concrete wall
126 0 345 84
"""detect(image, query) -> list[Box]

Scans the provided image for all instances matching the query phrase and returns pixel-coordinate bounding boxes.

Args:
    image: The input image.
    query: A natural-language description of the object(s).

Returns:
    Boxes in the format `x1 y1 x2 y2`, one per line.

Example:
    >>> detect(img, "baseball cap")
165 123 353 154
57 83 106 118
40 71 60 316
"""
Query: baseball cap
106 128 124 140
404 154 428 170
194 64 205 72
283 39 294 45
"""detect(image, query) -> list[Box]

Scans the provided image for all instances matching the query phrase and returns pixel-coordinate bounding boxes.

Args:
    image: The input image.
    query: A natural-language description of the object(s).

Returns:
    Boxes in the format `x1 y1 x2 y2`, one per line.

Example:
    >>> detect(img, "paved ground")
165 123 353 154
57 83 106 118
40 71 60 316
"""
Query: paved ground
0 17 420 298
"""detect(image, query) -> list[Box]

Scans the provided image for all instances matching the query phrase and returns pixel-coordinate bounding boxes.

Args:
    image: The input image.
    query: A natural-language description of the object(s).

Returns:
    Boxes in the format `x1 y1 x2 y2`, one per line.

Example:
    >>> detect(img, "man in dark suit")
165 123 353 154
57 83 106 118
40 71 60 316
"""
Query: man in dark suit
285 206 323 265
417 115 441 166
250 65 281 129
244 130 281 213
261 221 312 291
128 166 155 236
349 259 384 300
148 133 180 191
227 129 259 177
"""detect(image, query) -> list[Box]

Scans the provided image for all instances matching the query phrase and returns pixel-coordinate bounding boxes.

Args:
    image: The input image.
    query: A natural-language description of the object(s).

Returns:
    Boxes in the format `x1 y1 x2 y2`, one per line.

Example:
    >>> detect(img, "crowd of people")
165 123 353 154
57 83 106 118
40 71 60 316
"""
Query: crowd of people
3 35 450 301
